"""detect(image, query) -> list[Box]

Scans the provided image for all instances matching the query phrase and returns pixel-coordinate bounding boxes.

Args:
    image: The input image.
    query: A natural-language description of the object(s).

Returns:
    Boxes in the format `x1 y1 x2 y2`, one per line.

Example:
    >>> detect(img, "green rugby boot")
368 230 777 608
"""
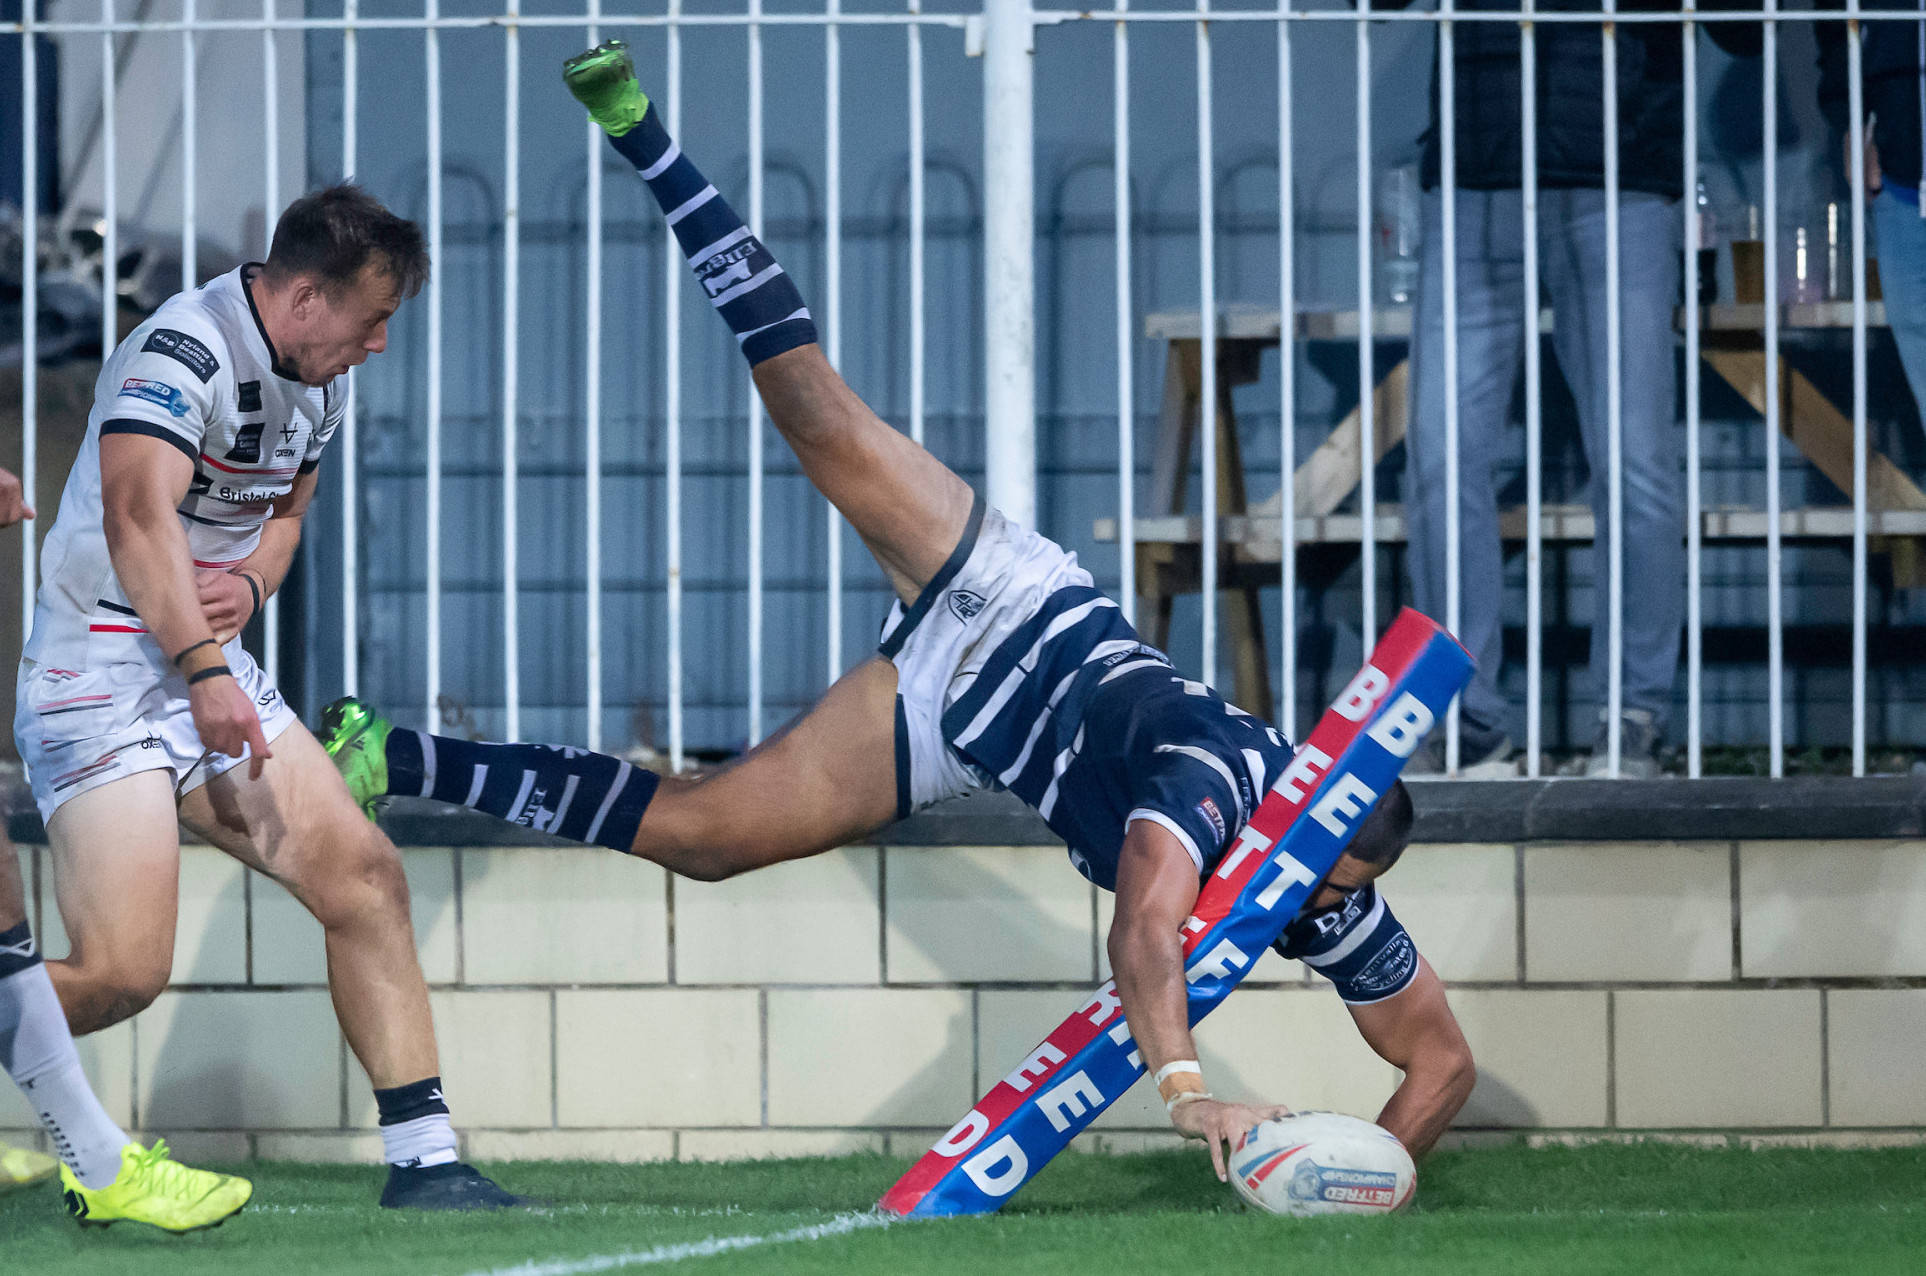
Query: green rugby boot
61 1140 251 1233
319 695 392 819
563 40 650 137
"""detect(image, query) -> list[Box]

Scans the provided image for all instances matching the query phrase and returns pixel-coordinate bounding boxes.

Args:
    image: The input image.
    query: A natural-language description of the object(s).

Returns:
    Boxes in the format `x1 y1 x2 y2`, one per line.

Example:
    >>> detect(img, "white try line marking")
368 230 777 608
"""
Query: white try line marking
462 1210 898 1276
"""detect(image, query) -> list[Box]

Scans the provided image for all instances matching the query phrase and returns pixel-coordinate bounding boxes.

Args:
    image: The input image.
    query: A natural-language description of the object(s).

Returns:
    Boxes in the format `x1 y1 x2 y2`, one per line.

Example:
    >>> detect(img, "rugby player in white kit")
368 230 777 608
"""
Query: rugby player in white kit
14 187 524 1211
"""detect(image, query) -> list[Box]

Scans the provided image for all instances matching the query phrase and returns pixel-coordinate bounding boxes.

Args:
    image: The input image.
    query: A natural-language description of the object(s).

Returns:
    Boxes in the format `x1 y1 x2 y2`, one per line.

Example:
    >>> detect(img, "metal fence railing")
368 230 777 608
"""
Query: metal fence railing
5 3 1913 779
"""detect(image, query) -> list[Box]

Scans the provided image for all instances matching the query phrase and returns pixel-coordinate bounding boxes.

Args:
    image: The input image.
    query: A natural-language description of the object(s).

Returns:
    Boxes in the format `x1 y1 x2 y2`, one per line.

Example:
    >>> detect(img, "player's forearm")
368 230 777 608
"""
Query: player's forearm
239 513 305 596
104 491 221 659
1374 1049 1475 1159
1108 923 1205 1102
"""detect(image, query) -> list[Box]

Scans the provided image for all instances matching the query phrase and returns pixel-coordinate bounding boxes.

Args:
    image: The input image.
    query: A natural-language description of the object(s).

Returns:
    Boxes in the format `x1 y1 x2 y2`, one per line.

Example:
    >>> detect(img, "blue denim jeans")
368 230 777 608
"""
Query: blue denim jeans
1406 188 1685 750
1875 186 1926 425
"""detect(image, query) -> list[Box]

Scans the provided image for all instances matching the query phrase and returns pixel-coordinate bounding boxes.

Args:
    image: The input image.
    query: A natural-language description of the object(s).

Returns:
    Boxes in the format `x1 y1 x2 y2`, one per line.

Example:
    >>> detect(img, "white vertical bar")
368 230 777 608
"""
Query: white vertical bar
983 0 1036 529
909 0 926 448
1197 0 1217 688
747 0 765 745
182 0 196 290
262 0 280 679
342 0 359 694
1117 1 1135 628
502 1 521 742
585 0 604 747
101 0 116 370
1848 12 1867 775
825 0 843 683
425 0 444 729
1355 4 1375 645
21 10 38 624
1440 6 1460 772
1276 14 1294 738
1603 4 1623 775
1764 7 1783 777
1684 18 1702 777
1522 1 1542 776
667 2 685 771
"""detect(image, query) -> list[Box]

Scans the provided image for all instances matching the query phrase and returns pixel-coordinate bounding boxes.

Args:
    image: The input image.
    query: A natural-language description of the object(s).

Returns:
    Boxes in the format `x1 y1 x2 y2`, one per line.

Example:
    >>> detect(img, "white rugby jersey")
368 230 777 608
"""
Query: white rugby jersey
24 265 345 666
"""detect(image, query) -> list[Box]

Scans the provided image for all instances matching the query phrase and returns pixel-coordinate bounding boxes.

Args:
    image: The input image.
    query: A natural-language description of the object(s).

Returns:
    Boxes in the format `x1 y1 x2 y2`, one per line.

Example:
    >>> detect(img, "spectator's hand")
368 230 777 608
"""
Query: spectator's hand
1847 129 1883 196
0 467 36 528
196 568 257 644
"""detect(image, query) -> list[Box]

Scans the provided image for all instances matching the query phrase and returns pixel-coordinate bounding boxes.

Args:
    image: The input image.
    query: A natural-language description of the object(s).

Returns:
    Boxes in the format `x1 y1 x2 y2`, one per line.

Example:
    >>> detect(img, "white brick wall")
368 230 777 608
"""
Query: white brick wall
3 838 1922 1160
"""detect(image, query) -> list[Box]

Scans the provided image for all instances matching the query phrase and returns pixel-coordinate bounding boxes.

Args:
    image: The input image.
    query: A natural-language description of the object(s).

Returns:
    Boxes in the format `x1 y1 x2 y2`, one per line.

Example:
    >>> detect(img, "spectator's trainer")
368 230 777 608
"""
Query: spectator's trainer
12 188 521 1210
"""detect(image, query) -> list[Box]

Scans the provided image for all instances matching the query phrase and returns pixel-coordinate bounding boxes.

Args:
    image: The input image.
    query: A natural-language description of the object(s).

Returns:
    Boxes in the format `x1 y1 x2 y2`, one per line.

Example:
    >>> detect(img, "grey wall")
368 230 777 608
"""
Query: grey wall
285 0 1926 759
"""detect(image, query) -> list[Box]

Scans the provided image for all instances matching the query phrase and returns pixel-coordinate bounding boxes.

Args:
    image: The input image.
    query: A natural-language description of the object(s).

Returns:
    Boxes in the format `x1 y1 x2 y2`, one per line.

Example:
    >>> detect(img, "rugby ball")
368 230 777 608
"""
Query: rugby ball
1228 1111 1416 1217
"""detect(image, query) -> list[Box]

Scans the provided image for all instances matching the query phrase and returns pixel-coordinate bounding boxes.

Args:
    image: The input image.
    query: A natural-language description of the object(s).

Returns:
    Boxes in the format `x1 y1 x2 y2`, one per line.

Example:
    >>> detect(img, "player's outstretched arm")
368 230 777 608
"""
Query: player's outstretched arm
1345 957 1475 1159
1109 819 1288 1182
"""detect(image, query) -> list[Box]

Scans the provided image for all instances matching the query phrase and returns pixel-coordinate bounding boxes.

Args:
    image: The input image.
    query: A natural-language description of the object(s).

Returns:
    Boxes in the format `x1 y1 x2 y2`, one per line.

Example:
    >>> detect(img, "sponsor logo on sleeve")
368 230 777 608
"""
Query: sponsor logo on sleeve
1195 796 1227 845
697 241 759 298
117 377 191 418
237 379 263 413
141 327 221 382
1347 932 1417 998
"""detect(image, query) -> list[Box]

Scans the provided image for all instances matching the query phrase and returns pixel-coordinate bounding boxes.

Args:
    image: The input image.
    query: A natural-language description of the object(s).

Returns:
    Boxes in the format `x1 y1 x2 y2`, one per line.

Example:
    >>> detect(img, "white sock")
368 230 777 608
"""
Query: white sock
0 963 128 1189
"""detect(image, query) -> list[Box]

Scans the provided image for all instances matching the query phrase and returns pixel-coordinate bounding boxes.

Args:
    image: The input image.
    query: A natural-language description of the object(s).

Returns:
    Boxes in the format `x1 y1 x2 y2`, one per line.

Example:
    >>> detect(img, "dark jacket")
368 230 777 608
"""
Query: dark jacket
1817 1 1926 192
1407 0 1762 199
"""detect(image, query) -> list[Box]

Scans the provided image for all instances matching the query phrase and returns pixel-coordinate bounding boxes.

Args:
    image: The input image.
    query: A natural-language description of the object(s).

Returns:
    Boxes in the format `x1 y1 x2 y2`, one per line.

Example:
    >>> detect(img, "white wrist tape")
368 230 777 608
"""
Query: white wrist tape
1165 1090 1214 1115
1153 1060 1203 1086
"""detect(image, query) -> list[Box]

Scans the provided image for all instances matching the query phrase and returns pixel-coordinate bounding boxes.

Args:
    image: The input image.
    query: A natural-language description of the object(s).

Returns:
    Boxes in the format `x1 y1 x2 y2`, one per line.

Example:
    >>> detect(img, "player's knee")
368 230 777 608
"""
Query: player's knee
65 959 167 1031
304 827 412 928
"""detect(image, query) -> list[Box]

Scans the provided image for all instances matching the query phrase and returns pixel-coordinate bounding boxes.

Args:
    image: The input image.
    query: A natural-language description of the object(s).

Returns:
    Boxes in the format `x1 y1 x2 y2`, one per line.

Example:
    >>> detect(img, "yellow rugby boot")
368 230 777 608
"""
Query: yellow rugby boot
61 1139 252 1232
0 1139 59 1194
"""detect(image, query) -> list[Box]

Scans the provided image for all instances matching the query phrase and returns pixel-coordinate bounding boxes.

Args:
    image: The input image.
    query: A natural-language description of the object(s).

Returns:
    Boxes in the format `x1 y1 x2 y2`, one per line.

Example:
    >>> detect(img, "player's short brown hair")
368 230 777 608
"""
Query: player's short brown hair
1345 779 1414 872
264 183 429 301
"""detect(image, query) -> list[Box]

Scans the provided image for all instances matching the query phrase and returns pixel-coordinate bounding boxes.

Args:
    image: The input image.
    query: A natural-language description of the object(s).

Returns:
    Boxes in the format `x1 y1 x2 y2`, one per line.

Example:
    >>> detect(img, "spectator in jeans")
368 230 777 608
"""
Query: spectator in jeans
1400 1 1759 778
1818 6 1926 427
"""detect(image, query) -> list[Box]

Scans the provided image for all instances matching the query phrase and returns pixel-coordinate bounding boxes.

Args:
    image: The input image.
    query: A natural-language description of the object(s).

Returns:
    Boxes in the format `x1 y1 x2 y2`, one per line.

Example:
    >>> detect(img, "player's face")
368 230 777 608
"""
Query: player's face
285 262 401 385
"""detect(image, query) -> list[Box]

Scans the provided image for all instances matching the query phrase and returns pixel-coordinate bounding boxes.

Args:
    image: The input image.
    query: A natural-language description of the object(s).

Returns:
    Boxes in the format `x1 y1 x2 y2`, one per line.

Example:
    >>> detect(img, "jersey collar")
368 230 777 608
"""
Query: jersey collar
240 262 302 383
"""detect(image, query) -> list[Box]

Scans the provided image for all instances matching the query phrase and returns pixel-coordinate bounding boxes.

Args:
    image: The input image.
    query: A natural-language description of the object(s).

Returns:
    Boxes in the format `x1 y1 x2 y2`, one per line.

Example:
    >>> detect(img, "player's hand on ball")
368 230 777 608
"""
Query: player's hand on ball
196 568 257 643
188 672 273 778
0 466 35 528
1171 1099 1292 1183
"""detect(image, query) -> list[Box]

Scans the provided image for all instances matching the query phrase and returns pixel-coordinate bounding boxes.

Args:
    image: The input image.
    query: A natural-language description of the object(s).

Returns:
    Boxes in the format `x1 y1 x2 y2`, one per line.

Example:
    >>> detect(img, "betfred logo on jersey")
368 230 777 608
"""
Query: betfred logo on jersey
118 378 190 418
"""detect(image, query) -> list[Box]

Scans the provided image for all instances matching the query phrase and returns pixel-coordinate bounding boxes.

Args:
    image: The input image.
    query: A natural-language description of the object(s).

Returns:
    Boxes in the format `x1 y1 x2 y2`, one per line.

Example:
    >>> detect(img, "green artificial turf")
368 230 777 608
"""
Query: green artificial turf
2 1143 1921 1274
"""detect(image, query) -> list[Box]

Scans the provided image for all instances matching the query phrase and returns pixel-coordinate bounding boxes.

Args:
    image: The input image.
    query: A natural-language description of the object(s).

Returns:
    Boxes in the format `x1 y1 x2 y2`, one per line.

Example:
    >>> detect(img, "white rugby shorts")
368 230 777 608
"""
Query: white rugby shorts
14 638 298 823
878 496 1096 818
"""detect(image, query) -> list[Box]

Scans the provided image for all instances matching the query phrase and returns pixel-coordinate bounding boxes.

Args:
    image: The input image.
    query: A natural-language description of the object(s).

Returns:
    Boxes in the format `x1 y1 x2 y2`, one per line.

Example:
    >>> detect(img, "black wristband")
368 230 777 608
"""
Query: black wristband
173 637 219 667
186 665 232 686
239 570 262 619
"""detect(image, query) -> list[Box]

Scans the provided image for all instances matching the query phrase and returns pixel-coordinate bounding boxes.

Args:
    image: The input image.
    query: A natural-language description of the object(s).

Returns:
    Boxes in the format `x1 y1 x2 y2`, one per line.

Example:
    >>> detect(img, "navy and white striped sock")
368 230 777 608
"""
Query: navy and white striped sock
608 104 817 366
385 730 660 855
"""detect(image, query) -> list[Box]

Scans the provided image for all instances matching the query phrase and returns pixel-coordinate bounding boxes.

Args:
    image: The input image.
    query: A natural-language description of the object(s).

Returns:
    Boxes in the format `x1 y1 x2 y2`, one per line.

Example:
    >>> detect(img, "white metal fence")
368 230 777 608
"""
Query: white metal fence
4 2 1913 778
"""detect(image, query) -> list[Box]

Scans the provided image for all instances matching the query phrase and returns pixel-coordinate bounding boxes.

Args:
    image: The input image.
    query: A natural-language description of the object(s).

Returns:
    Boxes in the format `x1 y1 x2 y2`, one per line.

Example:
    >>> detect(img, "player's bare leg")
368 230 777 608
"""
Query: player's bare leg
42 772 184 1033
175 724 437 1089
176 723 529 1208
749 345 975 604
634 657 901 878
7 804 254 1227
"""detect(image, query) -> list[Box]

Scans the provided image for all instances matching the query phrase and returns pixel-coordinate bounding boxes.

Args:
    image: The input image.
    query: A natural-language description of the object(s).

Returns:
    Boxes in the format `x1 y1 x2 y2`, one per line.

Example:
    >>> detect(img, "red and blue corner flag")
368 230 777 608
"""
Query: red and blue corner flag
878 608 1474 1217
